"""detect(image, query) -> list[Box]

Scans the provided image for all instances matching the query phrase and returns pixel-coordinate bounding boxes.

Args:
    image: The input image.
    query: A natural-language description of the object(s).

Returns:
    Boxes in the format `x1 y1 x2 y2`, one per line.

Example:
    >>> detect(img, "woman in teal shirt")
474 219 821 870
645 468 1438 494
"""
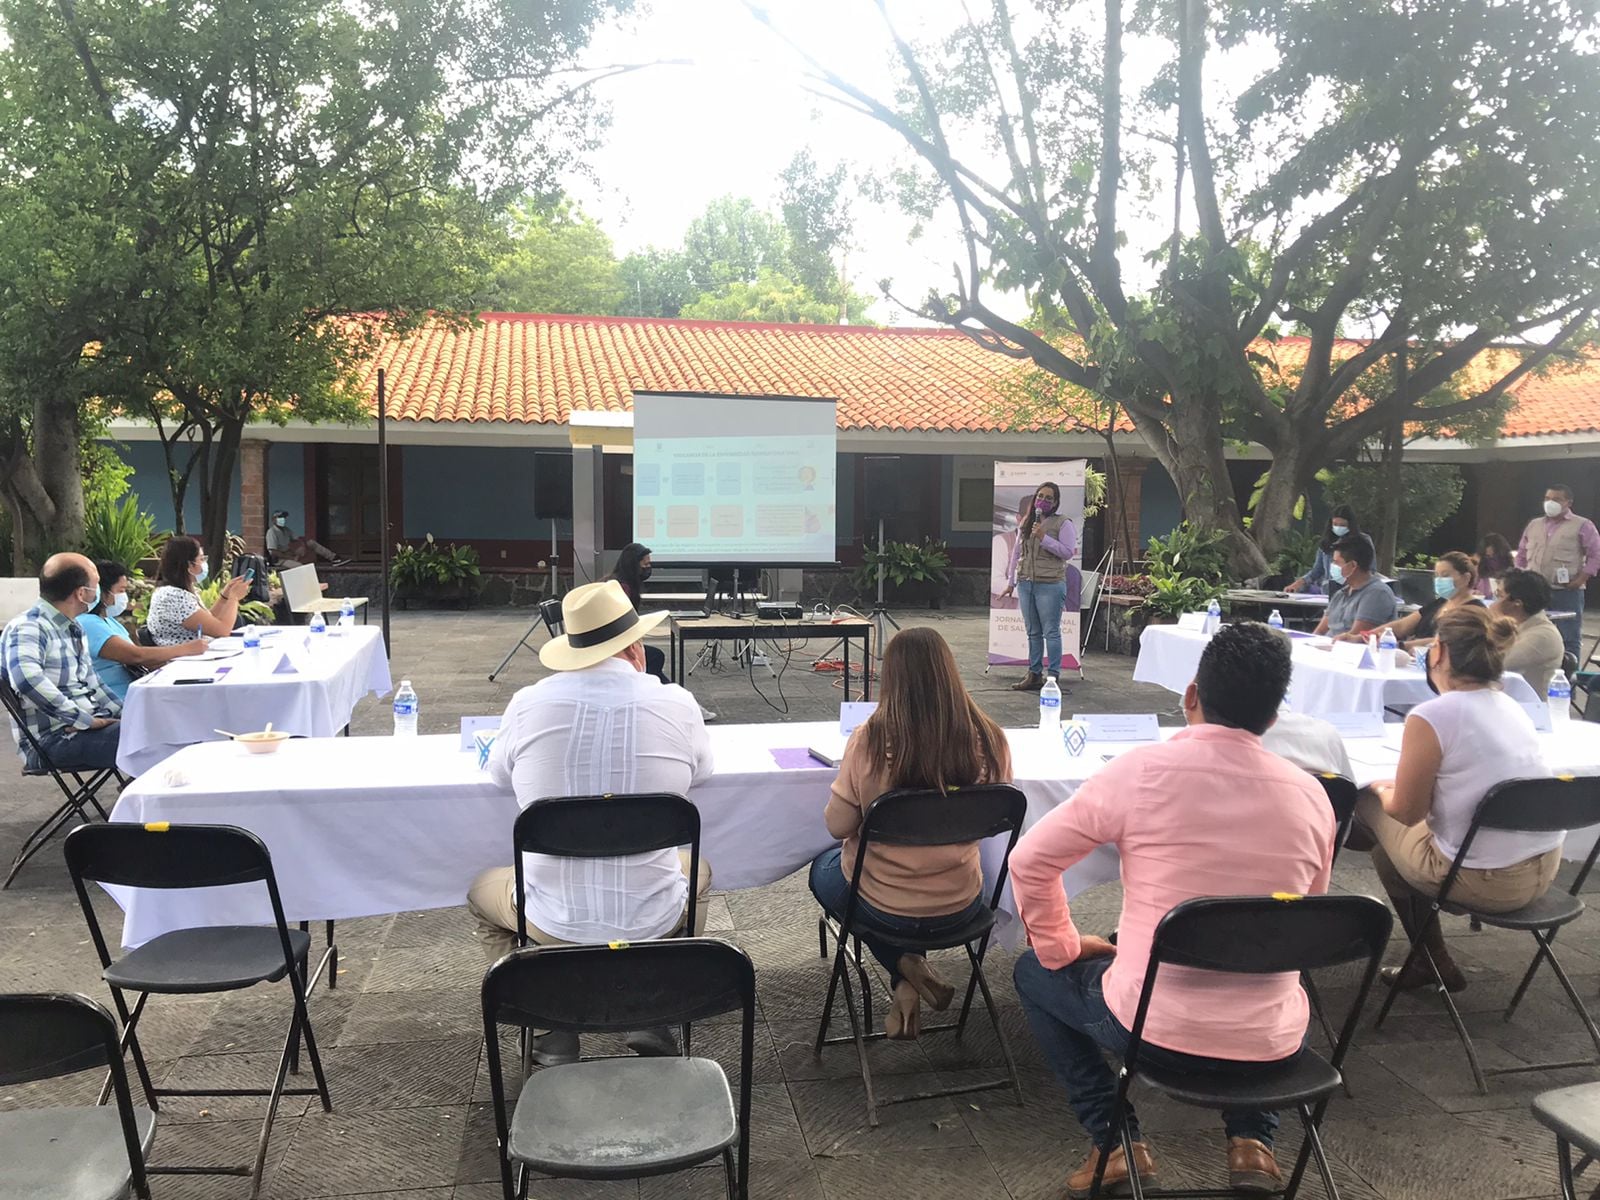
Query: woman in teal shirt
78 561 206 700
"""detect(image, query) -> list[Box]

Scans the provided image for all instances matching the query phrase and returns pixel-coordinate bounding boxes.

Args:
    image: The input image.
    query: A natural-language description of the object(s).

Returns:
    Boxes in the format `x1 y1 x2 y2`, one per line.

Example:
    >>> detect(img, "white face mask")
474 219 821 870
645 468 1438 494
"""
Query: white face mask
105 591 129 619
1544 500 1565 519
275 516 288 528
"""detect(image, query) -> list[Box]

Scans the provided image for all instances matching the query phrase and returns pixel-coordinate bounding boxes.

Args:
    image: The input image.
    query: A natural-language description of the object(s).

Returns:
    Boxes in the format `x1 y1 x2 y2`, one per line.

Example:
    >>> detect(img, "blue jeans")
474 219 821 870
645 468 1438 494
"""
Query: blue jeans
808 847 985 986
1017 579 1067 677
29 721 121 774
1014 950 1280 1150
1551 587 1587 661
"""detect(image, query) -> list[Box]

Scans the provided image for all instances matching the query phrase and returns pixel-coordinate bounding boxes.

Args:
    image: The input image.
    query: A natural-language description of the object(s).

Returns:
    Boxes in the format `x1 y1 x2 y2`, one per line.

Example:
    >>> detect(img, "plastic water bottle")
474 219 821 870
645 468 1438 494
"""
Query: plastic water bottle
1267 609 1284 631
307 609 327 646
338 597 356 627
1549 673 1573 726
1038 677 1062 733
1378 627 1398 673
242 624 261 664
1205 597 1222 635
393 680 419 736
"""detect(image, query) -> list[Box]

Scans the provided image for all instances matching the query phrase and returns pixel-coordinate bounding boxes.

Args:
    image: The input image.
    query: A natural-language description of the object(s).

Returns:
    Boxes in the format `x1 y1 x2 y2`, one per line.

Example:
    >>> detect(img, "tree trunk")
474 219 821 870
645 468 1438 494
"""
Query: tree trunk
1376 418 1405 574
33 392 85 550
1127 391 1267 579
1249 437 1321 566
199 416 243 568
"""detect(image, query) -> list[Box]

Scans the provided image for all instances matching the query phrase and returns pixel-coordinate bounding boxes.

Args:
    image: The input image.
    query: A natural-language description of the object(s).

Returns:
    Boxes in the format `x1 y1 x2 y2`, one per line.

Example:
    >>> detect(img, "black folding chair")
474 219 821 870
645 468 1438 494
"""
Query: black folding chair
813 783 1028 1127
1302 774 1362 1069
513 793 702 1060
0 992 154 1200
1089 894 1391 1200
64 822 333 1198
481 939 755 1200
0 674 125 888
1373 775 1600 1094
1534 1081 1600 1200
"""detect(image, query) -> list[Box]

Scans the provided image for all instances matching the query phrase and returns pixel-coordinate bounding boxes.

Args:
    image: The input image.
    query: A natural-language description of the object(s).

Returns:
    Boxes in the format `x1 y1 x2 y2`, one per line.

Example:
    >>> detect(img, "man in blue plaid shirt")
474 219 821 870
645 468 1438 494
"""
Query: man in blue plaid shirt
2 553 122 771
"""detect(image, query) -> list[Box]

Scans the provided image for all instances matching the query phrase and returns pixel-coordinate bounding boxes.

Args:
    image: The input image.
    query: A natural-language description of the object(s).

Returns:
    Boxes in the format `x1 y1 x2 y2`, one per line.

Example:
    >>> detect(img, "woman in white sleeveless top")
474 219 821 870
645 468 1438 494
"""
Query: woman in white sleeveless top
1356 605 1560 992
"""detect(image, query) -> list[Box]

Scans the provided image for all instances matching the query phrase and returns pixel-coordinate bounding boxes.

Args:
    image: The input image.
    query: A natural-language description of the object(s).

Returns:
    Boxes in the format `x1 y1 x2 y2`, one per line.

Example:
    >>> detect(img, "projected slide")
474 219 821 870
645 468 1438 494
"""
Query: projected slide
633 392 839 563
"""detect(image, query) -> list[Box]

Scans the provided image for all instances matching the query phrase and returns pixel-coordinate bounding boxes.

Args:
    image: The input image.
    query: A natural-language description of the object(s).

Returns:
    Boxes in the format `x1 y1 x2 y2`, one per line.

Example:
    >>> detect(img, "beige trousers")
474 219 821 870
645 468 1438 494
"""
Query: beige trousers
466 851 713 963
1355 792 1561 913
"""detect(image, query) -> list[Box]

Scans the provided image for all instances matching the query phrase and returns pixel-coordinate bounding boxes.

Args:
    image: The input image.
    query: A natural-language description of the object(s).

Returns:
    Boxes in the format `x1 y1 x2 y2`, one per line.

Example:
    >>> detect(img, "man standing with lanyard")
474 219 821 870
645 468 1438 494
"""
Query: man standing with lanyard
1516 484 1599 661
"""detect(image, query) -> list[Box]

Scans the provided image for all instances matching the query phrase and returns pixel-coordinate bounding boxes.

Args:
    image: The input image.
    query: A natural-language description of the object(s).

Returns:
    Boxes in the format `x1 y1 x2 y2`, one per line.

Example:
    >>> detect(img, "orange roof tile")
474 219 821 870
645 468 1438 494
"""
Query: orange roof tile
350 313 1600 442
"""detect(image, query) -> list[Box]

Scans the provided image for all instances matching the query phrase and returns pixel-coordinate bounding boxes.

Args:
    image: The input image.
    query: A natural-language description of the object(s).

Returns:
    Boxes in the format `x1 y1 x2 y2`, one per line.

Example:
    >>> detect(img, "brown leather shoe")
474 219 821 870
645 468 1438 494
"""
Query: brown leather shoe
1381 958 1467 993
1066 1142 1158 1199
1011 672 1043 692
1226 1137 1281 1193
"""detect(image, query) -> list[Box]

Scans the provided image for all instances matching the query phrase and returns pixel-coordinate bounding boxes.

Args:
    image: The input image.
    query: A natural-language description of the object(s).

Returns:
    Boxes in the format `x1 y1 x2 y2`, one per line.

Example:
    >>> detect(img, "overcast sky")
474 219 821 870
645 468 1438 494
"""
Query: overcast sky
565 0 1017 324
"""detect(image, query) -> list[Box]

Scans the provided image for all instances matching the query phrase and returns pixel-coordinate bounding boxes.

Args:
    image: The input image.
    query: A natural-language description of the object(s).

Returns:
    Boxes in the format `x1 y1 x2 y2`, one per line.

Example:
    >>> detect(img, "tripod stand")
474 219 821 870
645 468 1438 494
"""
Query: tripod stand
818 519 899 684
487 521 560 682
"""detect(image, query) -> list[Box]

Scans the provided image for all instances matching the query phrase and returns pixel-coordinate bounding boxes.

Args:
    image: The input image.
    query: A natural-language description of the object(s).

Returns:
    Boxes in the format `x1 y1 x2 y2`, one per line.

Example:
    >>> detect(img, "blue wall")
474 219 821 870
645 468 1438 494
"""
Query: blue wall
1139 460 1183 546
402 445 571 541
110 439 240 534
266 445 306 532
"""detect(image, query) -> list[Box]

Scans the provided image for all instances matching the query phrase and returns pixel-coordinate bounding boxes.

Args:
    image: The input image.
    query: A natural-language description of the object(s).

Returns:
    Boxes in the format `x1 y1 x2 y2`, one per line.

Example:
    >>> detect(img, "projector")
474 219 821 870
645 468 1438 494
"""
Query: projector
756 602 804 621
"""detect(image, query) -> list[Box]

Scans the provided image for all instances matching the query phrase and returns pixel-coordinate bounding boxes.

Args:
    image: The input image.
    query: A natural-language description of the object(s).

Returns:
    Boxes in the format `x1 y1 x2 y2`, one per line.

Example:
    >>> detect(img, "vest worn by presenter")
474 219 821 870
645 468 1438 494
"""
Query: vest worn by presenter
1018 513 1068 584
1524 514 1586 585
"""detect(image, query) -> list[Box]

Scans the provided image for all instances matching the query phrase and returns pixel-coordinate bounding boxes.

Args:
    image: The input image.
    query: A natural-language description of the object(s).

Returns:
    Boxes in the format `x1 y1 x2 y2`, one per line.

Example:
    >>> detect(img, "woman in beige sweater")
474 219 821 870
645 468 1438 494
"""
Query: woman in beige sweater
808 627 1012 1038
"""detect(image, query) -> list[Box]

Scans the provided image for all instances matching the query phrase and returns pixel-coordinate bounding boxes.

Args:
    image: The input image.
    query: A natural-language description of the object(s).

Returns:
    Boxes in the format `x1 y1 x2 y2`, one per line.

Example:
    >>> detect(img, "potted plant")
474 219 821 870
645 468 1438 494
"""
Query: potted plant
851 538 951 608
1133 523 1231 644
390 535 482 608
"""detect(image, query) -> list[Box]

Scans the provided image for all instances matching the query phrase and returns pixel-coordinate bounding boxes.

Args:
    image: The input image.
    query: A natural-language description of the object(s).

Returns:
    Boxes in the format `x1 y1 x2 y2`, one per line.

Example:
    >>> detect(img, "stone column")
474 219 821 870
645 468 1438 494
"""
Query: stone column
239 439 269 556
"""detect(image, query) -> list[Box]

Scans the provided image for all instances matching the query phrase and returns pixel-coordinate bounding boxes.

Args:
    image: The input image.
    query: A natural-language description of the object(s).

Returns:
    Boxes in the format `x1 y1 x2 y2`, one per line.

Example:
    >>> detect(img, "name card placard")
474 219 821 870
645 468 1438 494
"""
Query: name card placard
459 715 500 753
1074 713 1161 742
1321 711 1385 740
1329 640 1374 670
839 701 879 735
1176 612 1209 632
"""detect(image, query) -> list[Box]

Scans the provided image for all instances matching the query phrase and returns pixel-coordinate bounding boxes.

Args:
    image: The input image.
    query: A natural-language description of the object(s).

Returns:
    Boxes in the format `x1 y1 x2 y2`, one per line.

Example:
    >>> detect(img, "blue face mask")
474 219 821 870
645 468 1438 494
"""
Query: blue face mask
1331 524 1349 538
1328 561 1345 585
1433 575 1457 599
105 591 128 618
195 561 209 585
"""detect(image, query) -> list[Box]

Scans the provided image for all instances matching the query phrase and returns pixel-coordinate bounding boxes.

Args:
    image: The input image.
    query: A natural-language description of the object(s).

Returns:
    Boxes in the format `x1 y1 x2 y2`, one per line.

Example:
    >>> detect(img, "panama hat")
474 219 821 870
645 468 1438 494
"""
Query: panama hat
539 580 668 671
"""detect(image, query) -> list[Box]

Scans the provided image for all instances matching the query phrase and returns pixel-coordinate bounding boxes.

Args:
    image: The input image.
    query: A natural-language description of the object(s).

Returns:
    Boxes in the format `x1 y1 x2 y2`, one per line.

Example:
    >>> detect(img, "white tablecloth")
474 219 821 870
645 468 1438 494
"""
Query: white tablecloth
1134 624 1541 715
107 722 1121 948
116 626 393 776
107 718 1600 949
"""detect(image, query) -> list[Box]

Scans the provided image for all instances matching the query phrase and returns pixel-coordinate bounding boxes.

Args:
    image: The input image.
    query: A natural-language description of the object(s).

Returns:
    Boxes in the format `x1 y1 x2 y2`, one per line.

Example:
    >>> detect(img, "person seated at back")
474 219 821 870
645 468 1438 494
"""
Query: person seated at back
77 561 207 700
265 508 345 570
608 541 669 683
1313 534 1397 639
1261 708 1353 779
1368 551 1483 651
1357 605 1559 994
1494 567 1566 698
809 627 1012 1040
0 554 124 771
467 580 713 1064
1011 622 1334 1198
146 536 253 646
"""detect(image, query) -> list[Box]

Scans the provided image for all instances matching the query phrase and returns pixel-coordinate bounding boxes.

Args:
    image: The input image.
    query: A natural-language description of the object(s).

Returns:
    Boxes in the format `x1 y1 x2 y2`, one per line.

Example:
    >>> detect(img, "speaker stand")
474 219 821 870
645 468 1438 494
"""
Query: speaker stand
488 529 559 681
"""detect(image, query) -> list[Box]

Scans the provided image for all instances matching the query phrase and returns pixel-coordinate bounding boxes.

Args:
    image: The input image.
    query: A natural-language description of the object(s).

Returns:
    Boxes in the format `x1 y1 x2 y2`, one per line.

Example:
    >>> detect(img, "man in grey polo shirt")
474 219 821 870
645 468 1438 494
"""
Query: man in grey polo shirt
1314 535 1397 639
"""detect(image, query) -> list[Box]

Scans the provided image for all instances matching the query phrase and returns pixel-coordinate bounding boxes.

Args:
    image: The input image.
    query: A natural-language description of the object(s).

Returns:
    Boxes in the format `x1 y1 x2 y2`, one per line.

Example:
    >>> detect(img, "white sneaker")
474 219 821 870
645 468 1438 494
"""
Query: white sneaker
699 705 718 723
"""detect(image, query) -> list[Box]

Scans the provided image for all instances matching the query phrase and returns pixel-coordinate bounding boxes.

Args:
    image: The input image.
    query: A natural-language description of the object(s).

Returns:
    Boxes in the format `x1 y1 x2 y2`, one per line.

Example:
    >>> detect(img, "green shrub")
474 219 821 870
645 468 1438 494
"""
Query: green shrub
81 492 157 570
1145 522 1231 584
850 538 950 593
390 534 482 594
1141 574 1228 620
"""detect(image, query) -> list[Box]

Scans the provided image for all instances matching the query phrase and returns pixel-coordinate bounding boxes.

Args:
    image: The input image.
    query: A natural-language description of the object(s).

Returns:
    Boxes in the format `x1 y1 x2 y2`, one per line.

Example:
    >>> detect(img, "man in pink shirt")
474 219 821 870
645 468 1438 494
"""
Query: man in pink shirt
1011 622 1335 1198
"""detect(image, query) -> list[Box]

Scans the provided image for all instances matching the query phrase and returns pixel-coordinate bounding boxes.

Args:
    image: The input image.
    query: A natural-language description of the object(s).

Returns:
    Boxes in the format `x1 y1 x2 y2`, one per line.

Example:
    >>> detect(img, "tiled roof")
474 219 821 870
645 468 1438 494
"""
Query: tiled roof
352 312 1600 441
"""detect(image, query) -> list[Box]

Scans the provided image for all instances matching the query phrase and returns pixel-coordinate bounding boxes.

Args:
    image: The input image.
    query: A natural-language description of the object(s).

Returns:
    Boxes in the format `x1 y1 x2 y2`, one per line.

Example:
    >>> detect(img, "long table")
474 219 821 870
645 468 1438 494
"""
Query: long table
116 625 393 776
106 719 1600 949
1135 624 1542 715
669 615 872 701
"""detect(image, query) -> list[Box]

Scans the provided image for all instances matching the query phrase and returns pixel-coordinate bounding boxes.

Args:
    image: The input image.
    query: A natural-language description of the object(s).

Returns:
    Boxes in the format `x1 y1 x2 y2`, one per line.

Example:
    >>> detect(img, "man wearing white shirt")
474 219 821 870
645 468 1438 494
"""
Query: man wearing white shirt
466 580 713 1062
1261 710 1354 779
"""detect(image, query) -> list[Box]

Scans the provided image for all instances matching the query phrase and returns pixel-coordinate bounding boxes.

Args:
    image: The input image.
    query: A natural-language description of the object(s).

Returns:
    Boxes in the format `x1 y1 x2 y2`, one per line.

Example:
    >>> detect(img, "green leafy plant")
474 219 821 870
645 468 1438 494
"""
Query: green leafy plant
1397 551 1437 571
196 576 275 626
390 534 483 594
81 492 157 569
851 538 950 592
1082 464 1107 518
1145 522 1231 585
1141 574 1229 620
1269 525 1325 580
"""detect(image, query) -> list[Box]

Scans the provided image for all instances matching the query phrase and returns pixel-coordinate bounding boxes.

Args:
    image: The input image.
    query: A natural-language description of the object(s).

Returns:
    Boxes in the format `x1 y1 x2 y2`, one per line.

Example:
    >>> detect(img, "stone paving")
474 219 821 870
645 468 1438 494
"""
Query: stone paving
2 607 1598 1200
